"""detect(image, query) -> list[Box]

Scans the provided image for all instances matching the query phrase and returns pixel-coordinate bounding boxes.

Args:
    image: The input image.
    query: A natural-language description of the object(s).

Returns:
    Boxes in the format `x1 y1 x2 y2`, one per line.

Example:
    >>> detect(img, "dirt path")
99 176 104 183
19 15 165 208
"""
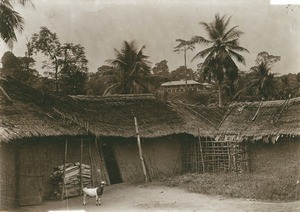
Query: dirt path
18 183 299 212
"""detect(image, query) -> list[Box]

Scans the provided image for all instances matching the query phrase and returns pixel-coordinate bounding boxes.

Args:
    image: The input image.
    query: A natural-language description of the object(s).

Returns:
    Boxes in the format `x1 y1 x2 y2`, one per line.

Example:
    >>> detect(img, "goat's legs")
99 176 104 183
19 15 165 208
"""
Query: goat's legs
96 196 101 205
83 193 87 205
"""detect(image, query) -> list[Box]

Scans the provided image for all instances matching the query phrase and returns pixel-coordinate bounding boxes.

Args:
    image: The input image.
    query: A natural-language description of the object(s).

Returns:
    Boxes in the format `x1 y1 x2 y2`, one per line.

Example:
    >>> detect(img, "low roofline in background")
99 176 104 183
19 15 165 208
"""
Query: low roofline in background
161 80 202 86
70 93 156 101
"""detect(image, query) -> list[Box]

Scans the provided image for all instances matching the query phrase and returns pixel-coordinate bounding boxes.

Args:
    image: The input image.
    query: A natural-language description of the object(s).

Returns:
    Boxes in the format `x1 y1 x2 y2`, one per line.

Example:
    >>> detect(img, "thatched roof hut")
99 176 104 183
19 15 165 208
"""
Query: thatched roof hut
0 77 224 143
0 77 227 208
218 97 300 142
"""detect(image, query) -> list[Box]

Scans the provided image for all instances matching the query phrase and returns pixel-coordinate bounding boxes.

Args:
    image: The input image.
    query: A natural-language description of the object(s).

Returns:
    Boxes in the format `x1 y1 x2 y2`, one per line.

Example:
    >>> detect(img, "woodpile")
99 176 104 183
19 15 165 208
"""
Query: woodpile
50 162 91 199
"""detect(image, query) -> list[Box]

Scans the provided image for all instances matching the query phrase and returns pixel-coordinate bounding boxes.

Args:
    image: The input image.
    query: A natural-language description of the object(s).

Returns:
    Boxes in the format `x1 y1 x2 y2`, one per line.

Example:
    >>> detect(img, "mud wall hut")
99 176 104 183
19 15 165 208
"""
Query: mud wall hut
0 78 224 209
218 98 300 177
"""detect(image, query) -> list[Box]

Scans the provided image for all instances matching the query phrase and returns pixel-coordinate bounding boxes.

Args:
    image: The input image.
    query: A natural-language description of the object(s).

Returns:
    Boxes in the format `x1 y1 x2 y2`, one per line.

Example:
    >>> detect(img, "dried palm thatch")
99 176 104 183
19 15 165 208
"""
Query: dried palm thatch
0 78 224 142
218 97 300 142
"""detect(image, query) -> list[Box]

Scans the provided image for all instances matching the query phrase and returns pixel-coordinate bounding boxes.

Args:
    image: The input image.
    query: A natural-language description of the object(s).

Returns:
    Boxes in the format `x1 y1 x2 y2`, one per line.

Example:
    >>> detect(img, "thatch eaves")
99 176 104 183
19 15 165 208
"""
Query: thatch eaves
0 78 223 143
218 97 300 141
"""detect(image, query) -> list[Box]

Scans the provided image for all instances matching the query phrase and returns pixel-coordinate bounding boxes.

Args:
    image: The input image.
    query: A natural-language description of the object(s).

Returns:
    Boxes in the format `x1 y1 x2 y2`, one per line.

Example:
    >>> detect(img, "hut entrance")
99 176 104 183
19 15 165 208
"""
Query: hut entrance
18 142 44 206
183 140 249 173
102 143 122 184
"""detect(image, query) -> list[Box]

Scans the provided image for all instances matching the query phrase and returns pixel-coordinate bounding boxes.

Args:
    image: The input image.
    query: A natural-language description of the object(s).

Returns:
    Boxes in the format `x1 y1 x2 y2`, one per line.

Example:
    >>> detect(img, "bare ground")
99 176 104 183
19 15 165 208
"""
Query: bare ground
17 183 299 212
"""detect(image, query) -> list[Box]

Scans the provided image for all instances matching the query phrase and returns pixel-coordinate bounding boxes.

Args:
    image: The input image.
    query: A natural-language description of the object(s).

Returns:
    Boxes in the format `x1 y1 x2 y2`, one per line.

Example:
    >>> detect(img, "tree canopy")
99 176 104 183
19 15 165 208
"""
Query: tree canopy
191 13 249 106
28 27 88 94
102 40 152 95
152 60 169 77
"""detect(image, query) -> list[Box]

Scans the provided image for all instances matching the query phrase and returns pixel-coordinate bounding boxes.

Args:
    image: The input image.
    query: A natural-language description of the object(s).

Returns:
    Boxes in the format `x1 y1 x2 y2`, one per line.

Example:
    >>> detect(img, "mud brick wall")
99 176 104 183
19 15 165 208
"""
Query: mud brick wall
0 143 17 210
249 137 300 180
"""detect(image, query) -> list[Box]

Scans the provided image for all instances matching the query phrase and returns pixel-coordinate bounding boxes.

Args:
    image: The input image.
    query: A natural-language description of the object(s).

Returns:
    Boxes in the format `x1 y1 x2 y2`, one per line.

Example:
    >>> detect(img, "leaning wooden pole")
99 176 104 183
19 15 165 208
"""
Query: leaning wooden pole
88 141 94 187
134 117 148 183
198 128 205 173
79 139 83 195
61 138 68 200
252 100 263 121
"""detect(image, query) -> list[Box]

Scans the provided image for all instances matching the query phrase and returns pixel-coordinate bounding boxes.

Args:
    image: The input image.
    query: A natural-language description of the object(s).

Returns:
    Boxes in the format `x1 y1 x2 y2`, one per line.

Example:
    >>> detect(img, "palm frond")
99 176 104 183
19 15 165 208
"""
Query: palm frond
174 39 195 52
225 29 244 41
199 22 216 40
0 1 24 43
223 15 232 31
190 36 211 45
222 26 238 40
214 14 226 37
228 50 246 65
191 47 215 61
102 82 122 96
226 43 250 53
104 40 151 95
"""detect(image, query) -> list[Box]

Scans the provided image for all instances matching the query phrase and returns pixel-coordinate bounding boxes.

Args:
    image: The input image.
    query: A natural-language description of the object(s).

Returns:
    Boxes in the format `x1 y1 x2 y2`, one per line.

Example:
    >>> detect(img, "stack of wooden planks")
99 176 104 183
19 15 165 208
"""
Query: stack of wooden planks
50 162 91 199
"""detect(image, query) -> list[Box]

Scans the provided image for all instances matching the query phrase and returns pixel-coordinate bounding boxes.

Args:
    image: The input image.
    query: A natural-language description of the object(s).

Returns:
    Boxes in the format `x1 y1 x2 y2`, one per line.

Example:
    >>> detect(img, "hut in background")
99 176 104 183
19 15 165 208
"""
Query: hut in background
0 77 224 209
218 98 300 179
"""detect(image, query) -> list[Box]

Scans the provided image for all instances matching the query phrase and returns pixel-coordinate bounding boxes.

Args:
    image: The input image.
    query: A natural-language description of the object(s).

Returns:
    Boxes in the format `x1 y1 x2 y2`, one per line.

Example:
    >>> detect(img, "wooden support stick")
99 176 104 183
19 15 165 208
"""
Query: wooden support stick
88 141 93 187
252 100 263 121
80 139 83 195
134 117 148 183
15 143 20 204
95 137 110 185
232 144 237 172
198 128 205 173
226 141 231 171
61 139 68 200
245 144 250 172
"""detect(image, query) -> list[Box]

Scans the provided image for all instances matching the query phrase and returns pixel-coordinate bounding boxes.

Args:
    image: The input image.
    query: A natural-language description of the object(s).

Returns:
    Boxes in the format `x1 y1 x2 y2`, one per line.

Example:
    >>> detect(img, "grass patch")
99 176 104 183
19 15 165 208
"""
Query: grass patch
159 173 300 201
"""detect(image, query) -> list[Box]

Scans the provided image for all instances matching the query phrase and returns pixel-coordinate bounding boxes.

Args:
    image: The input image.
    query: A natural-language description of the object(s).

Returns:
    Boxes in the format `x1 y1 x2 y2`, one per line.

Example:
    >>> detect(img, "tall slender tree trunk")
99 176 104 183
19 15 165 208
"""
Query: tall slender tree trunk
55 58 59 93
184 50 187 93
218 81 223 107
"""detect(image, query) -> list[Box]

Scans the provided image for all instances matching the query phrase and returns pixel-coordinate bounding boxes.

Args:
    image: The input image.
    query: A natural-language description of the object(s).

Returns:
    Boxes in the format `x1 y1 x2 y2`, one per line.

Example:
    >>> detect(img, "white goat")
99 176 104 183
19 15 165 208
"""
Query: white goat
82 181 106 206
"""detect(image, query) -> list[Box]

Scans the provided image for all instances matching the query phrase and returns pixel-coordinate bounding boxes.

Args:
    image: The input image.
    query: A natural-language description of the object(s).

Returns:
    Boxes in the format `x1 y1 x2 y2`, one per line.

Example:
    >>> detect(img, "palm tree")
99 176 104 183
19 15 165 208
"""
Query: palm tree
0 0 31 102
191 13 249 107
0 0 31 48
102 40 152 96
173 39 195 91
248 61 278 100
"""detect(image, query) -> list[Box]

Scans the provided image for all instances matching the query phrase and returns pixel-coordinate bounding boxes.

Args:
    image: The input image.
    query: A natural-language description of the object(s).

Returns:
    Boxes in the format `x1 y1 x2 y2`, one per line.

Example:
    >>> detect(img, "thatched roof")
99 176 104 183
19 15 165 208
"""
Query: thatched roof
218 97 300 142
0 78 224 142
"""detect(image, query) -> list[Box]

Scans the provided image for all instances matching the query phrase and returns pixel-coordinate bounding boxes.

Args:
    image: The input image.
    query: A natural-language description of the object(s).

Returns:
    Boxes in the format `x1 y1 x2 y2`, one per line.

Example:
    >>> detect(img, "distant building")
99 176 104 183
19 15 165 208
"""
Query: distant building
160 80 212 93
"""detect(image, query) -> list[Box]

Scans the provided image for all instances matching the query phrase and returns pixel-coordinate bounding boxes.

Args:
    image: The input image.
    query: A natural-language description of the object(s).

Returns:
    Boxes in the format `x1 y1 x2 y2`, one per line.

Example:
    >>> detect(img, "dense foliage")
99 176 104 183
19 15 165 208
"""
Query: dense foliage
27 27 88 94
0 10 299 103
101 40 153 95
191 14 249 106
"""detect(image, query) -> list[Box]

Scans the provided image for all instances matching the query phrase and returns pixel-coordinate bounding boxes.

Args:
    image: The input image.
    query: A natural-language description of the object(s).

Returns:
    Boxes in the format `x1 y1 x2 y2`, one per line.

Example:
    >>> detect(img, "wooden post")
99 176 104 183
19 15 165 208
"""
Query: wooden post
232 144 237 172
252 100 263 121
212 141 215 173
198 128 205 173
15 143 20 205
226 141 231 172
95 138 110 185
134 117 148 183
88 141 93 186
79 139 83 195
61 139 68 200
245 144 250 172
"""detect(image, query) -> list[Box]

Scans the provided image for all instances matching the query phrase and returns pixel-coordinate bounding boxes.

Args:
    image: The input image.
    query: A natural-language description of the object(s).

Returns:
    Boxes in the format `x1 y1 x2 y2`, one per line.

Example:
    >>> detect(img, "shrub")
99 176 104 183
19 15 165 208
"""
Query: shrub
160 173 299 201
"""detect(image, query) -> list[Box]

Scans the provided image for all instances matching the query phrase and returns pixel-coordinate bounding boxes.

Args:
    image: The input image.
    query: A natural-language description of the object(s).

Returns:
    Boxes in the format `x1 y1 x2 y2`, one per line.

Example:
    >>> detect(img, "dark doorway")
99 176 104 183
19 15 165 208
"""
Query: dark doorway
102 143 122 184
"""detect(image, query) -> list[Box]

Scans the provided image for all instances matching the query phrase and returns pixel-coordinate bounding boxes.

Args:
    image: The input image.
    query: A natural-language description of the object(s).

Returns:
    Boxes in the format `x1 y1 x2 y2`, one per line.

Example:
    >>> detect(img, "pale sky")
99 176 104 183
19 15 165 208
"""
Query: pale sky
1 0 300 75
